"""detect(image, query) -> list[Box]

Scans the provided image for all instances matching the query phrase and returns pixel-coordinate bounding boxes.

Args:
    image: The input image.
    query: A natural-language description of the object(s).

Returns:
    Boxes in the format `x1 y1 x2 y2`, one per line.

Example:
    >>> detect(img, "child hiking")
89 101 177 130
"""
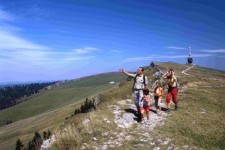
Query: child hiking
140 88 150 122
154 81 164 115
119 67 148 120
162 69 179 113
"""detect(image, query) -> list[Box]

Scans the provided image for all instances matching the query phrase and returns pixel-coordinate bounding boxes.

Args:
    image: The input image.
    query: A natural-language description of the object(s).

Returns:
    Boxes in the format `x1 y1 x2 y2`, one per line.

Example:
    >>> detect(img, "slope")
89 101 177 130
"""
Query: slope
0 72 125 150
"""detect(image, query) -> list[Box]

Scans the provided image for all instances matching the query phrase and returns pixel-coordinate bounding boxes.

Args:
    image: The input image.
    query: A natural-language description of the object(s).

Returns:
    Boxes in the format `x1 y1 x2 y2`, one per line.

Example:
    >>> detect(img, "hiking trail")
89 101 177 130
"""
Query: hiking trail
181 65 195 75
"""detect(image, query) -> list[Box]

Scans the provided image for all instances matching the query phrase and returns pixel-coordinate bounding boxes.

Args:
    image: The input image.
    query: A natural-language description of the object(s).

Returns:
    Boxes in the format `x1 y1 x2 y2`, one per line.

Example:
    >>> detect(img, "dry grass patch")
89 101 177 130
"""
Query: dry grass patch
156 86 225 150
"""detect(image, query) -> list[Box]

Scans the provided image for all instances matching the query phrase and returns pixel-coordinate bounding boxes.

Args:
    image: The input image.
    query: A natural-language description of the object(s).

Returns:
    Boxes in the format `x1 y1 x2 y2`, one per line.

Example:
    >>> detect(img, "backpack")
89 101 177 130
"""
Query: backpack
132 75 147 91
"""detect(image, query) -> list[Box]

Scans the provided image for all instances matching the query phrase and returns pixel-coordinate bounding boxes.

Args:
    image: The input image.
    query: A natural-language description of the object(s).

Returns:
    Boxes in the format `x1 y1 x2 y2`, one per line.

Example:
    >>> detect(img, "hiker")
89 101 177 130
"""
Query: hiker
140 88 150 122
162 69 179 112
119 67 148 117
154 81 164 115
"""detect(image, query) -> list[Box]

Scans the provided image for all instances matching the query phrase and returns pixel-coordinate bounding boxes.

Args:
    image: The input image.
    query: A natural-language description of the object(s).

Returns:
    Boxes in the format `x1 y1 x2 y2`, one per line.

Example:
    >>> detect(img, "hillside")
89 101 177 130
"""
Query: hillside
0 72 125 150
39 62 224 150
1 62 224 150
0 82 57 110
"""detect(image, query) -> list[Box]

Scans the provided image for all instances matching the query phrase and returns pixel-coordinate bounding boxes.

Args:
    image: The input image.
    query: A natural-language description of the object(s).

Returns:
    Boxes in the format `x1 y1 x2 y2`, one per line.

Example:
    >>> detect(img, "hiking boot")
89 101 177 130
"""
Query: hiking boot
175 105 178 111
165 108 171 113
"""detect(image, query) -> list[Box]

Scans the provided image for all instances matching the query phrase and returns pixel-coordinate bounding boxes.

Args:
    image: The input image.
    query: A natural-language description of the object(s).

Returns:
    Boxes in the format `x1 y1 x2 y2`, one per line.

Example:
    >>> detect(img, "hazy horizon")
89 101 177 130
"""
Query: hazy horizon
0 61 224 84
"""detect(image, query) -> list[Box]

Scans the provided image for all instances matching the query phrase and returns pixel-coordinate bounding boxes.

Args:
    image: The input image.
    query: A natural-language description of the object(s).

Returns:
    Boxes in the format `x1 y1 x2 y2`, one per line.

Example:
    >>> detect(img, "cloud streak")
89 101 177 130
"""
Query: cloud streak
123 53 214 62
0 9 14 21
0 8 98 66
111 50 122 53
0 30 49 50
167 46 187 50
72 47 99 54
199 49 225 53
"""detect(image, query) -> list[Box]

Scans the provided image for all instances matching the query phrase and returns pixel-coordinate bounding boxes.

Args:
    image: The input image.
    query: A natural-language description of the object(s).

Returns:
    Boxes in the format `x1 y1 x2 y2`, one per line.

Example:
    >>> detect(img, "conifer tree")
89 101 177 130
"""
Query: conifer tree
32 131 43 149
27 141 34 150
47 130 52 139
15 139 23 150
43 131 47 140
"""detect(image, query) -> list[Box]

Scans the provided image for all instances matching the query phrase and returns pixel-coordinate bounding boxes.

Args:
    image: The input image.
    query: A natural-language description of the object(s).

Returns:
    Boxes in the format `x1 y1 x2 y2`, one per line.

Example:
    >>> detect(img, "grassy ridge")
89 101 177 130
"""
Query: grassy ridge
50 62 225 150
0 72 125 150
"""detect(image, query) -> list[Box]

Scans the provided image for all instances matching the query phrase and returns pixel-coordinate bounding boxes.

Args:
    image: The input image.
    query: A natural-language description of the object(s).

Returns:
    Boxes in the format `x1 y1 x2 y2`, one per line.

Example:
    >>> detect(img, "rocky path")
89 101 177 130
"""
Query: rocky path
182 65 195 75
88 84 192 150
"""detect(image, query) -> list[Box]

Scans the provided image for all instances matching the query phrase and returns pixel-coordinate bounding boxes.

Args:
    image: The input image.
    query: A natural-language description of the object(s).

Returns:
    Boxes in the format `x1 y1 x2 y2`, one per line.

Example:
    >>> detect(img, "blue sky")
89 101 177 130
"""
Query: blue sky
0 0 225 82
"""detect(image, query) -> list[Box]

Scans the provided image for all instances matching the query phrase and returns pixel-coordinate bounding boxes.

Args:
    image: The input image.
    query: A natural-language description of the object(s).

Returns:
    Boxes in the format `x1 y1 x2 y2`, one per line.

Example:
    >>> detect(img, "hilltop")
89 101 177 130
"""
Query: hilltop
1 62 225 150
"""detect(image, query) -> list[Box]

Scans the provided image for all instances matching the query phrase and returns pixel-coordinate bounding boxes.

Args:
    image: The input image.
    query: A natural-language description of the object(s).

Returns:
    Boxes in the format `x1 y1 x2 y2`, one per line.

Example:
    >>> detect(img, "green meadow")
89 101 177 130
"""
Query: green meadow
0 72 125 150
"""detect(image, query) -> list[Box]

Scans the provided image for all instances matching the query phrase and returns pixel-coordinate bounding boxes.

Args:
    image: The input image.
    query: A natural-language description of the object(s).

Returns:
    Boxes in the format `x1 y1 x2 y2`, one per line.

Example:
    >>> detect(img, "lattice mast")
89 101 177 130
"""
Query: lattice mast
187 45 193 64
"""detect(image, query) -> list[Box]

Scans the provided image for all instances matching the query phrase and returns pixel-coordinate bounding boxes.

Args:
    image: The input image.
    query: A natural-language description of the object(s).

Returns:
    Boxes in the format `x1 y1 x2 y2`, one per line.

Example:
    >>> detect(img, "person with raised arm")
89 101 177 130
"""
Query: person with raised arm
119 67 148 120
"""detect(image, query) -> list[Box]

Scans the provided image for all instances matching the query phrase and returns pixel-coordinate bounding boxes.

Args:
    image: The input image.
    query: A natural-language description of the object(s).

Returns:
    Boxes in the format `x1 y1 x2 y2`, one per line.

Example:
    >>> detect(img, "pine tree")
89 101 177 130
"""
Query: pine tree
47 130 52 139
43 131 47 140
15 138 24 150
27 141 34 150
81 104 85 113
32 131 43 149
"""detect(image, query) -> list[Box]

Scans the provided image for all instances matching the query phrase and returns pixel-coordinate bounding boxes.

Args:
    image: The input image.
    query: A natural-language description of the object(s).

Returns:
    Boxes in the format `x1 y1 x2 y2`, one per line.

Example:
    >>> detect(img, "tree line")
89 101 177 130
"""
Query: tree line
64 97 98 120
0 82 57 110
15 130 52 150
74 98 97 115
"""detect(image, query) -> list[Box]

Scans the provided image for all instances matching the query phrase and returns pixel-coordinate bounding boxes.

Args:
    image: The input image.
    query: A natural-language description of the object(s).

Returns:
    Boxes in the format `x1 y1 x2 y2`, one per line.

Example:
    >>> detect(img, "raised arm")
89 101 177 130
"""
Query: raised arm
119 68 131 76
162 71 169 78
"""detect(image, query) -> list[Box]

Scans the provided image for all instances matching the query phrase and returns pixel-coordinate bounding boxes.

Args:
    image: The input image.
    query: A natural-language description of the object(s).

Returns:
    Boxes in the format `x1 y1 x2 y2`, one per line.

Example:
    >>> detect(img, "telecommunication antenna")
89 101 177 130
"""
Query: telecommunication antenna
188 45 191 57
187 45 193 64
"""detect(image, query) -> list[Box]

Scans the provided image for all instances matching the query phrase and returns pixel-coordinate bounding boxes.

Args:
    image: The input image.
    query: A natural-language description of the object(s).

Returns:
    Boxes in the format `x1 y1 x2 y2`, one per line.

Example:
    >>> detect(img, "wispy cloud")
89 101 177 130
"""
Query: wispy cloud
123 54 213 62
216 55 225 58
72 47 99 54
0 9 14 21
0 46 98 65
199 49 225 53
167 46 187 50
0 30 49 50
0 8 97 66
111 50 122 53
18 0 52 22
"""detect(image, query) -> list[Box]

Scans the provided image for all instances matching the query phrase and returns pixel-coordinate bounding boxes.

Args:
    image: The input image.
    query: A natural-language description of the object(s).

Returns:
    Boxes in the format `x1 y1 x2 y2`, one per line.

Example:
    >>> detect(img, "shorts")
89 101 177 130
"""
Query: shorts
140 105 150 112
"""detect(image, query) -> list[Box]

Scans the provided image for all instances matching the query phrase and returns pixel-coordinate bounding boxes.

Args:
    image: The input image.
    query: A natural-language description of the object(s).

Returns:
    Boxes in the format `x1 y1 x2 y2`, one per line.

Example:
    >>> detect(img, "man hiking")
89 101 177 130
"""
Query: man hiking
162 68 179 113
119 67 148 119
